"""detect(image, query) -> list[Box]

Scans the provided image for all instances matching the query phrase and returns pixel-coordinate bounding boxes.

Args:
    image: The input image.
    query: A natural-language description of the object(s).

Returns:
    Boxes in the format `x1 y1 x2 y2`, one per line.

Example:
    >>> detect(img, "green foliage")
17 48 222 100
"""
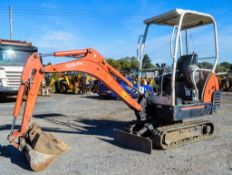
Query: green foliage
216 65 226 72
198 62 213 69
118 57 131 70
216 62 232 72
130 57 139 70
198 61 232 73
107 54 155 71
220 62 231 70
107 58 121 70
142 54 154 69
107 56 140 71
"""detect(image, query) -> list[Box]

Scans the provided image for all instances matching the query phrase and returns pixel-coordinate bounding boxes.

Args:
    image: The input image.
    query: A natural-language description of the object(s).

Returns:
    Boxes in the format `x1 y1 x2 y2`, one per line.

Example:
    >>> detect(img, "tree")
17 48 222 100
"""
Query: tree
219 62 231 70
130 56 139 70
216 65 226 72
198 62 213 69
142 54 154 68
107 58 121 70
118 57 131 71
106 55 154 71
215 62 231 72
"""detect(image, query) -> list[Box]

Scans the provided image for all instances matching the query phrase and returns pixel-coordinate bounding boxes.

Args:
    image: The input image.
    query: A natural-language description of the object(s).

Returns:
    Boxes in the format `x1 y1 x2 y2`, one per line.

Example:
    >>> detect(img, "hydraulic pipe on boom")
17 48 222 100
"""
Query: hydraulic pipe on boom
8 48 142 171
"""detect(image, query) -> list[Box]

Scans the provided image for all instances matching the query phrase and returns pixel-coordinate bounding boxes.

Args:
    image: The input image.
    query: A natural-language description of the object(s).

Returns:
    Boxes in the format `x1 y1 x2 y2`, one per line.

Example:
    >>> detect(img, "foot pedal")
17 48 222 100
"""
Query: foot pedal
114 129 152 154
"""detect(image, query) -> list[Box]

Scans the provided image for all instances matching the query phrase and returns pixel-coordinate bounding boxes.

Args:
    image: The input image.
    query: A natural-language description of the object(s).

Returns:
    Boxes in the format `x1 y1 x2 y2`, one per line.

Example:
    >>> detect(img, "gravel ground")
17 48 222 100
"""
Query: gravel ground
0 93 232 175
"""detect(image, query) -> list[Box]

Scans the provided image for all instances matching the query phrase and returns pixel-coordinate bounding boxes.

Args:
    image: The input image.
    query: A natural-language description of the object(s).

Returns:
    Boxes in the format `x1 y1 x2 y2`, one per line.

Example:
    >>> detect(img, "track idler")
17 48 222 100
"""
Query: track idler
19 123 70 171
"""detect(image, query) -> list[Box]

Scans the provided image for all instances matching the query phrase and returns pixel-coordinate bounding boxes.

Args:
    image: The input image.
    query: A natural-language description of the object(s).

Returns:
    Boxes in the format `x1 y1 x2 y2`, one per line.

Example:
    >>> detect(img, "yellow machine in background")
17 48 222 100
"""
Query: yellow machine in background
55 73 81 94
55 73 97 94
61 74 80 94
218 74 232 92
38 72 99 95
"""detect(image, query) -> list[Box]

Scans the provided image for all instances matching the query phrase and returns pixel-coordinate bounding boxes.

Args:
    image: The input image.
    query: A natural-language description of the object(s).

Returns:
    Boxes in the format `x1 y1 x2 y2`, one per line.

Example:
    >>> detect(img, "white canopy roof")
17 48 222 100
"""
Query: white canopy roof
144 9 215 30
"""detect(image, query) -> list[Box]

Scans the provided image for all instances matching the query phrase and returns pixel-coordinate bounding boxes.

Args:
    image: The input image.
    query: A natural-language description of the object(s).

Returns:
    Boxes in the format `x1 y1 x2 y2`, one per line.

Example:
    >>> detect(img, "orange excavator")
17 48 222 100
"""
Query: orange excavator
7 9 221 171
8 48 142 171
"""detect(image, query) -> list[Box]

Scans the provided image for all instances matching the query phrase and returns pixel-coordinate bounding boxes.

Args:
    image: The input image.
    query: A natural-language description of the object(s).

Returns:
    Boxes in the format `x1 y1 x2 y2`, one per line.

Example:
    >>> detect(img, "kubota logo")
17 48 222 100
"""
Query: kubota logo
66 62 83 68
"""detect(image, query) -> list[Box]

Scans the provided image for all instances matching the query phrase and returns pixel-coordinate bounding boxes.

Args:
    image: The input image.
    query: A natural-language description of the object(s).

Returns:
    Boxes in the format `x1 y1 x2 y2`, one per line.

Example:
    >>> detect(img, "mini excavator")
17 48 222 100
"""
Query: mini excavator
7 9 221 171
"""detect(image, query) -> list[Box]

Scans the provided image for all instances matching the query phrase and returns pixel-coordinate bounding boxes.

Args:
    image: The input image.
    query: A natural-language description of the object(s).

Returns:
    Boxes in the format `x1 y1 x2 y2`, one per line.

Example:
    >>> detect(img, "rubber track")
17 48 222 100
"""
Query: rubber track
152 119 214 150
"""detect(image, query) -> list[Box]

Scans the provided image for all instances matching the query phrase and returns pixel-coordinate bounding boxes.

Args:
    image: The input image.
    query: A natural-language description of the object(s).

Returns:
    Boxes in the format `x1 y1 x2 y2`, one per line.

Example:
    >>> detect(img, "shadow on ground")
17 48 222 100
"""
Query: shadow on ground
41 117 140 153
0 124 20 131
43 117 128 138
80 95 117 100
0 96 17 103
0 113 127 138
0 145 30 170
0 113 140 159
33 113 68 118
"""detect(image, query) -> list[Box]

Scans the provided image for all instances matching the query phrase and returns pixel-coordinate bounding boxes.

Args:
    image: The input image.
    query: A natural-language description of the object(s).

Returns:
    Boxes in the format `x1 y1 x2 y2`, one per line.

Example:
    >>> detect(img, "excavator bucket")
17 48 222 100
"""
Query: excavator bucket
114 129 152 154
23 143 57 171
20 123 70 171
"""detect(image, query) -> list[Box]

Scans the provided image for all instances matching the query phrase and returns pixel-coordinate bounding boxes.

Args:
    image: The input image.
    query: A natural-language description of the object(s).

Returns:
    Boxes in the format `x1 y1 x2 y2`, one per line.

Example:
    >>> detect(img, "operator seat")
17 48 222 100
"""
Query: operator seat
177 53 204 100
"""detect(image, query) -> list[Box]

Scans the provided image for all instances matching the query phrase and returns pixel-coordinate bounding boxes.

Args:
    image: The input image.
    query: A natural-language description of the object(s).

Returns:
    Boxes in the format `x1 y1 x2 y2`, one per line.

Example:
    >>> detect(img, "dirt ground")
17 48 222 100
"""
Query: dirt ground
0 93 232 175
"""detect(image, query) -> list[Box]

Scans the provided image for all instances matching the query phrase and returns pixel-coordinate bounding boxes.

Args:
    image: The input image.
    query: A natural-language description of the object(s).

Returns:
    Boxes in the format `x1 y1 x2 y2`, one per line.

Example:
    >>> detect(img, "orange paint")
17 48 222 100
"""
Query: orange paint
203 73 219 103
10 49 142 146
181 105 205 111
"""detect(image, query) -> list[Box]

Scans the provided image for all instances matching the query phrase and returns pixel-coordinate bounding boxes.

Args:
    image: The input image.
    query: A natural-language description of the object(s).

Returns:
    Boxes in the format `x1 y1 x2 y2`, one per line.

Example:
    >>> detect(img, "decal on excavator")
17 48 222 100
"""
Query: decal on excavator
65 62 83 68
121 90 129 101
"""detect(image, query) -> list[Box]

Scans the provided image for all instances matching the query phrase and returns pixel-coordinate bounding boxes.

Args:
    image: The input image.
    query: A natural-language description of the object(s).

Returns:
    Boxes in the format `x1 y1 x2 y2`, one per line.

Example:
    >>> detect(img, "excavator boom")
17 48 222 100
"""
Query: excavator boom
8 48 142 171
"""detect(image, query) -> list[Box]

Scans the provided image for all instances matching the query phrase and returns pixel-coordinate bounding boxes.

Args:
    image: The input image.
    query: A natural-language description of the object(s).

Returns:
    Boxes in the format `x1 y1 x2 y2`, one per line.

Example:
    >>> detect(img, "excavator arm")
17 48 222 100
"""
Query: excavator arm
43 49 141 111
8 48 142 171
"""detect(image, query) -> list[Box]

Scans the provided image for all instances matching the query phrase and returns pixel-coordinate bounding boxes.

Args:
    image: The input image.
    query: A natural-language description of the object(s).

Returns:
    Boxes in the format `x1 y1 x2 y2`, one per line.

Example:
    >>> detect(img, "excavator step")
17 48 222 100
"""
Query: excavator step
114 128 152 154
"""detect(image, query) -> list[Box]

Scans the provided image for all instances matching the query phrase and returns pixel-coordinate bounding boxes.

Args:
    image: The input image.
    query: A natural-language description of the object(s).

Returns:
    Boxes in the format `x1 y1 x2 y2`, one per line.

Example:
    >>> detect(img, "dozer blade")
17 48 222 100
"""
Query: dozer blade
114 129 152 154
20 123 70 171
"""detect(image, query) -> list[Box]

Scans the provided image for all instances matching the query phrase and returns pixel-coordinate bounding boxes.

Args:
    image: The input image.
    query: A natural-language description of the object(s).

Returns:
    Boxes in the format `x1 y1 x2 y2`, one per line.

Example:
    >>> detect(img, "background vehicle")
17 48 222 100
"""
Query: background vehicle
98 79 153 99
217 73 232 92
55 73 80 94
0 39 37 96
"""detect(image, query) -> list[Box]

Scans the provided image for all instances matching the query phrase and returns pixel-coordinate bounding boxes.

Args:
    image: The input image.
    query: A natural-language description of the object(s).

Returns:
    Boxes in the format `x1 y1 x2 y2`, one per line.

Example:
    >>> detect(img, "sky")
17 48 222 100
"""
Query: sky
0 0 231 64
